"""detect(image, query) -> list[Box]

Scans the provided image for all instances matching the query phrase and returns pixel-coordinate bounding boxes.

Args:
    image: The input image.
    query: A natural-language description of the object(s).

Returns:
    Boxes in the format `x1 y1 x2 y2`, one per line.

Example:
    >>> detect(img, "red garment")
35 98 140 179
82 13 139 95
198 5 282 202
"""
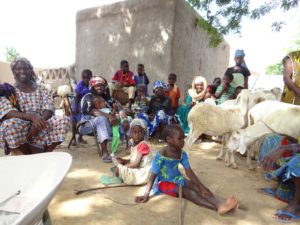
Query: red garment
112 69 136 85
137 142 150 155
158 181 177 197
165 85 180 110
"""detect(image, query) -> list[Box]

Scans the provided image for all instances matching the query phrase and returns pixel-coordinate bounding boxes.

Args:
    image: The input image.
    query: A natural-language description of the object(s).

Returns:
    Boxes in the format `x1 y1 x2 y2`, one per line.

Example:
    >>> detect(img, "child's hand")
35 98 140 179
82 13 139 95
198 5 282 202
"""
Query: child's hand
135 195 149 203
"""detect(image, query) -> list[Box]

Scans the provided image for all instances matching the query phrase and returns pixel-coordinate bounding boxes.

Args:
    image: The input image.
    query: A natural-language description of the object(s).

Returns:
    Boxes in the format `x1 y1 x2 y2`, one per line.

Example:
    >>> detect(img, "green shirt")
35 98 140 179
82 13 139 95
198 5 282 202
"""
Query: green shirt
216 84 235 105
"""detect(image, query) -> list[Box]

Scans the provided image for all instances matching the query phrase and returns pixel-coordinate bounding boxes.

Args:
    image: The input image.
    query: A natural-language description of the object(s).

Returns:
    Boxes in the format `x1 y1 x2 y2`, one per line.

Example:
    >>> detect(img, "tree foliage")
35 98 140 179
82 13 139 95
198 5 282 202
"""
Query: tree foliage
5 47 20 63
188 0 299 47
266 62 283 75
266 22 300 75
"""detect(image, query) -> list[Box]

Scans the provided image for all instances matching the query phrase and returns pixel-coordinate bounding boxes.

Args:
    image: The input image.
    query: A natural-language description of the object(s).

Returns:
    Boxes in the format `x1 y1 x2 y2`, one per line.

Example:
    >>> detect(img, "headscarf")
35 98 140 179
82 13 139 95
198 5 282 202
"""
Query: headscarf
90 76 106 88
235 49 245 58
130 118 147 132
152 80 167 93
188 76 207 102
10 57 37 82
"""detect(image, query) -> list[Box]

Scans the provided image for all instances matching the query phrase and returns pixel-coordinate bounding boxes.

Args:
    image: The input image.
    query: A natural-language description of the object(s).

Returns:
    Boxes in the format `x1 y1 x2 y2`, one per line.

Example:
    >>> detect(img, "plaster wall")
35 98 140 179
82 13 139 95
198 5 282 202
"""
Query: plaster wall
76 0 230 94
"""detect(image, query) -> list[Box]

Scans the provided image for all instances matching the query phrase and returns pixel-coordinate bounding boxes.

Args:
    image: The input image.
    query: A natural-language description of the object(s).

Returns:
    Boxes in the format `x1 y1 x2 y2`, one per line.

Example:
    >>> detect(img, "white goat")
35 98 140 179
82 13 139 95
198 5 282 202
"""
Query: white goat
228 103 300 169
227 121 273 170
185 89 251 168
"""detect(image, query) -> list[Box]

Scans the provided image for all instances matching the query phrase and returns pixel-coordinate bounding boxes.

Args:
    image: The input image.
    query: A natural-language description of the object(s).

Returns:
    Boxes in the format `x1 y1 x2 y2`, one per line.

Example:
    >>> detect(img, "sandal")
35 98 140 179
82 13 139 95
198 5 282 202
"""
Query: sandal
101 155 112 163
273 210 300 223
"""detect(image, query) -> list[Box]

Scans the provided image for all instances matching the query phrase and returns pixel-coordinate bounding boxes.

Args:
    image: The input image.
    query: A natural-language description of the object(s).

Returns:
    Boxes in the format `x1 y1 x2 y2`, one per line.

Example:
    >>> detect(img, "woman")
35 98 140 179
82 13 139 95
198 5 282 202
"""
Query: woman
175 76 210 135
137 81 173 141
81 76 119 163
0 58 69 155
282 51 300 105
259 135 300 223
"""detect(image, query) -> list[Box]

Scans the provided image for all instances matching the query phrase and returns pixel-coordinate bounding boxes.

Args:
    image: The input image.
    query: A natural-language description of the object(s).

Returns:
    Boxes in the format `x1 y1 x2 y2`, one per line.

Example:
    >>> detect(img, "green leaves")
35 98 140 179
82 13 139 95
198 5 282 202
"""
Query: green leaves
5 47 20 63
188 0 299 47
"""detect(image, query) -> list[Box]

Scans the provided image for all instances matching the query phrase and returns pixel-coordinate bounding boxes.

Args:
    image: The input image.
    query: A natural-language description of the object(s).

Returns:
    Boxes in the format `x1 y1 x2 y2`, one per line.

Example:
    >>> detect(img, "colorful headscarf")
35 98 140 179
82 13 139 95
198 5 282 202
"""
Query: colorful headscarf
90 76 106 88
235 49 245 57
130 118 147 132
152 80 167 93
10 57 37 82
188 76 207 102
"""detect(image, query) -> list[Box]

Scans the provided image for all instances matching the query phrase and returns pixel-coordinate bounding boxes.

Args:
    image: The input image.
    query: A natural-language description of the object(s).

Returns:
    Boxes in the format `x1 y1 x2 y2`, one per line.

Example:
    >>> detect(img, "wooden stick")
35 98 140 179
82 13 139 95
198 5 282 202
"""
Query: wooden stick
74 184 144 195
179 185 184 225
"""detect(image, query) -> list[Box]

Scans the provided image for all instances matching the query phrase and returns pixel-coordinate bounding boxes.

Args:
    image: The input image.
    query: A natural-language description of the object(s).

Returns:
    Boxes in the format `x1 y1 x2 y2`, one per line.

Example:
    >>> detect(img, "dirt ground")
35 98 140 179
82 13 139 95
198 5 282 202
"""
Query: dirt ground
1 134 296 225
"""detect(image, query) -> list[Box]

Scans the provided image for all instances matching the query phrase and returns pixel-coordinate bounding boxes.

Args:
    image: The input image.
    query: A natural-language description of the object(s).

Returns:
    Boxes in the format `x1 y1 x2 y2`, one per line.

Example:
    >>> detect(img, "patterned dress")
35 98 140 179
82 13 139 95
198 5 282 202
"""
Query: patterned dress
0 85 69 153
151 151 190 197
137 95 173 137
257 134 300 203
117 141 152 185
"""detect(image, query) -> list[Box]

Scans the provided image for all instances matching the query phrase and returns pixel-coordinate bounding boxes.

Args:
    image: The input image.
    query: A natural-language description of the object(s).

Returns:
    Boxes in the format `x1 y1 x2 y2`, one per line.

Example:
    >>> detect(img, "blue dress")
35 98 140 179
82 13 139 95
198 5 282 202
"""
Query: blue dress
151 151 190 196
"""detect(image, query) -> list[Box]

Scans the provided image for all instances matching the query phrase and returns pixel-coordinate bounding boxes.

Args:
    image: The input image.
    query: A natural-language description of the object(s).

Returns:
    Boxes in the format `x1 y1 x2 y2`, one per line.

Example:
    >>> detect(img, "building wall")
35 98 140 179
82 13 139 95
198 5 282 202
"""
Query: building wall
172 0 229 89
76 0 176 84
0 62 15 84
76 0 229 94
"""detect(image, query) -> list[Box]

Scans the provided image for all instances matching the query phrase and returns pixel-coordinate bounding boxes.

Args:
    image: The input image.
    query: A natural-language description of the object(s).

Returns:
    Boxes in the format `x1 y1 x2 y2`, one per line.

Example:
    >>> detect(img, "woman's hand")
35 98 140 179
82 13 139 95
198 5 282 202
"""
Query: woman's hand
28 114 47 130
135 195 149 203
260 148 285 172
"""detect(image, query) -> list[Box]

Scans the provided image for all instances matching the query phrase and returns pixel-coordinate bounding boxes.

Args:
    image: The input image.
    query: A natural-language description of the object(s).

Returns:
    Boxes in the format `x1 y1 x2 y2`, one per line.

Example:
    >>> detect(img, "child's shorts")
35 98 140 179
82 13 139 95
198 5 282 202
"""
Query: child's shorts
158 181 178 197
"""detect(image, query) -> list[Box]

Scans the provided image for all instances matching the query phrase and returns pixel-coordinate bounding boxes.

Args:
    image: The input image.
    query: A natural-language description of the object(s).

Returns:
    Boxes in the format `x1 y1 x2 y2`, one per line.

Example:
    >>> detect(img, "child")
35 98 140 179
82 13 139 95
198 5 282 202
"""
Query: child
134 64 150 96
135 124 238 215
0 83 21 122
214 72 235 105
112 118 152 185
108 60 136 108
131 84 151 115
234 86 244 99
70 69 92 145
165 73 181 112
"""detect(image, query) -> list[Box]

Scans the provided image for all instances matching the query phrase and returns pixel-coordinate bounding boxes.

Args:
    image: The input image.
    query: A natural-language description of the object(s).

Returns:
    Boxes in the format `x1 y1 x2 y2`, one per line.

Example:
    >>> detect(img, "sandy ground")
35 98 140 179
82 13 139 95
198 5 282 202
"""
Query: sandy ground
1 134 297 225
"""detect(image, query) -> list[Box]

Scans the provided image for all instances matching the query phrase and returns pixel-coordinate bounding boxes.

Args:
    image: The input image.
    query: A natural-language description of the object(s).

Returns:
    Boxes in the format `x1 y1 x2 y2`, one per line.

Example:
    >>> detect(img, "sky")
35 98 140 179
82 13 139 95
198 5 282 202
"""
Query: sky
0 0 299 74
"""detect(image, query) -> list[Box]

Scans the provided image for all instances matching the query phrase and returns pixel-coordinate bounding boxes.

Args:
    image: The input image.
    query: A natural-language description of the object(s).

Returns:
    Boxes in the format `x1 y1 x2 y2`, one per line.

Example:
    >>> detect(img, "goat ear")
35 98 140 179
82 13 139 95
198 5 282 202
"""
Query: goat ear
239 133 247 155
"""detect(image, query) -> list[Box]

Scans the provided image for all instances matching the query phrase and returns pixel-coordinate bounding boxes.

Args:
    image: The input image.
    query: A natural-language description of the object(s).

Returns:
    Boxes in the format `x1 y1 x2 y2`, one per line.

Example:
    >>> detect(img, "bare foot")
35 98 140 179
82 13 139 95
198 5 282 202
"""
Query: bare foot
217 196 238 215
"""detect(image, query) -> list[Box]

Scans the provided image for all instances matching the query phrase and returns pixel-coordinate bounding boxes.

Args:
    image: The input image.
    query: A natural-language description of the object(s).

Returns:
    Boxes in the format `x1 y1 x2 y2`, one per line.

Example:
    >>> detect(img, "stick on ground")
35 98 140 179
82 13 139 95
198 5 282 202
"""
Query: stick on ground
74 184 144 195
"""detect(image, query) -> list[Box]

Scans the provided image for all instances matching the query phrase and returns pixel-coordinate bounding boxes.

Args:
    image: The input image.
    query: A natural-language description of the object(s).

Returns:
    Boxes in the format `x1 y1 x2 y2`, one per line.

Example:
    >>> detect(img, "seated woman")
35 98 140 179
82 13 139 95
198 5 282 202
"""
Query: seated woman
175 76 210 136
259 134 300 223
137 81 173 141
0 58 69 155
81 76 121 163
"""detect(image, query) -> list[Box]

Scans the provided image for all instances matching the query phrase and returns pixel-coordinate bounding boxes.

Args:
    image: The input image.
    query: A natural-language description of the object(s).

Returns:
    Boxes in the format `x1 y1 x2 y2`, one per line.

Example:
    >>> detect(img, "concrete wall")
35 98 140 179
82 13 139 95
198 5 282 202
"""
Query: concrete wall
76 0 229 94
172 0 229 88
0 62 15 84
